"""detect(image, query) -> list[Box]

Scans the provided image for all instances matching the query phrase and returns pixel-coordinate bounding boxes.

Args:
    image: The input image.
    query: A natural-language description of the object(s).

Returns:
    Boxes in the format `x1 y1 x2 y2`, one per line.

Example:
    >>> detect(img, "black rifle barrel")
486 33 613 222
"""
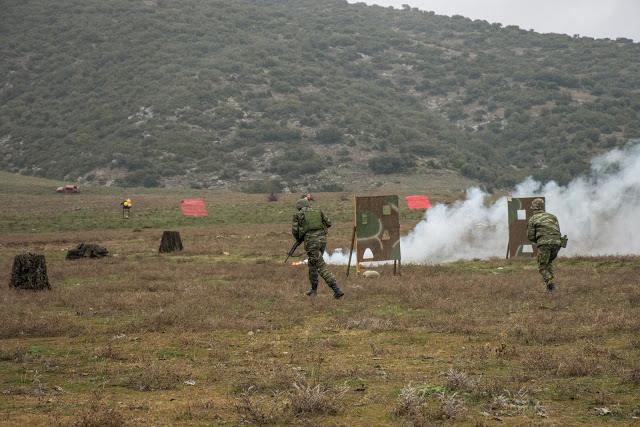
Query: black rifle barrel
284 240 301 263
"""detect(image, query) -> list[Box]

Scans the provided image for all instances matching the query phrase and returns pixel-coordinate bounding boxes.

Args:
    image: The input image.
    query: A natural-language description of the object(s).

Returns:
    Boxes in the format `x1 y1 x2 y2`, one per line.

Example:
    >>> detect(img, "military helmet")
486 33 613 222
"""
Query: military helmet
296 198 310 210
531 198 545 210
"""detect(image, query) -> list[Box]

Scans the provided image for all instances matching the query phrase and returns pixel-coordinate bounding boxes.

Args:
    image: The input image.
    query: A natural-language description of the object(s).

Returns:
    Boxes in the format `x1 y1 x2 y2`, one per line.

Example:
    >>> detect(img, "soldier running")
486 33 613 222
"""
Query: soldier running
291 198 344 299
527 198 566 292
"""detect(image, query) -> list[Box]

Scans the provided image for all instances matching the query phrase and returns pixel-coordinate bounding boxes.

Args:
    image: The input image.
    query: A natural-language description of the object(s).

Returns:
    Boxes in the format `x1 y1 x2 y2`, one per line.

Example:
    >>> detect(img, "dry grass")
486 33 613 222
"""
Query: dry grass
391 385 467 424
437 391 466 420
443 368 479 393
235 387 290 425
72 393 126 427
234 376 348 423
1 189 639 425
392 383 427 418
290 378 349 415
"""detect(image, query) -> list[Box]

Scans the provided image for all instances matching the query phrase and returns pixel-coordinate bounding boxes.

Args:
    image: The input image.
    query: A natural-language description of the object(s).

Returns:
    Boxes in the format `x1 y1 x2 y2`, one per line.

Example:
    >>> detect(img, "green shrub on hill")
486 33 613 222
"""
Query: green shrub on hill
368 154 413 174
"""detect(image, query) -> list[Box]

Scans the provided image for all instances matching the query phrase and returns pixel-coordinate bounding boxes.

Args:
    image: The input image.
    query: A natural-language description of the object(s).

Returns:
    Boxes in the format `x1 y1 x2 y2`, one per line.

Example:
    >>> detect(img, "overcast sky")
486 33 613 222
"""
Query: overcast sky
347 0 640 42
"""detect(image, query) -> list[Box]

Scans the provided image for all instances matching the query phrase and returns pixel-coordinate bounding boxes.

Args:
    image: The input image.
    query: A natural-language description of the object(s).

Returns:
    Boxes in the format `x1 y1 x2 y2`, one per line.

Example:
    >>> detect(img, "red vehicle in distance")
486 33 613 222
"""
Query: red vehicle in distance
56 185 79 194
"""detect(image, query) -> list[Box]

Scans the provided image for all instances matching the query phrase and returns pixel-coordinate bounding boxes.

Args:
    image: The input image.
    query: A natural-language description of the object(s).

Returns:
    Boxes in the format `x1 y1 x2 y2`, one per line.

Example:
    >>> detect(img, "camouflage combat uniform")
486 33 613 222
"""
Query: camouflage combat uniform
292 198 343 299
527 199 562 291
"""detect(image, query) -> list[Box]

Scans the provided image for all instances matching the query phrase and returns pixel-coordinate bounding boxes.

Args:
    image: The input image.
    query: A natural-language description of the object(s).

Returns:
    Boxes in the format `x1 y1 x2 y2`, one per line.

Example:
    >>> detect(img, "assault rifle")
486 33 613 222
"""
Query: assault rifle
284 240 301 263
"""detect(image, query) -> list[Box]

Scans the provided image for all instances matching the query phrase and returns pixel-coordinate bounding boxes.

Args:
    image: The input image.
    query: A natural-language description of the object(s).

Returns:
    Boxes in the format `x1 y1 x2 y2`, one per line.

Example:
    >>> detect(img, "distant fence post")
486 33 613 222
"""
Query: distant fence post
10 253 51 291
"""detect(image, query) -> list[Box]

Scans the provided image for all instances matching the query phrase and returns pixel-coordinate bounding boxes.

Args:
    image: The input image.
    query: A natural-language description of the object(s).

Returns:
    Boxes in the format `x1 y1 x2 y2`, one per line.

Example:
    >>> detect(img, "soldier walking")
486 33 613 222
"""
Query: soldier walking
527 198 566 292
291 197 344 299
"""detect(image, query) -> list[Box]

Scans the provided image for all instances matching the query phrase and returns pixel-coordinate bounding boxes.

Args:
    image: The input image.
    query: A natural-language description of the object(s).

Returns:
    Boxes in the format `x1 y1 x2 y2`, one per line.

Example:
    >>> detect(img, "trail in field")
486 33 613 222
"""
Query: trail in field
325 140 640 264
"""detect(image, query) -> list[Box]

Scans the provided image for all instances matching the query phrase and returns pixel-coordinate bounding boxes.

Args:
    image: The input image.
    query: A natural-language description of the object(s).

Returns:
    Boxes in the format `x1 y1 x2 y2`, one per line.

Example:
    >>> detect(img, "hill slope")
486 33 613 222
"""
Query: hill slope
1 0 639 192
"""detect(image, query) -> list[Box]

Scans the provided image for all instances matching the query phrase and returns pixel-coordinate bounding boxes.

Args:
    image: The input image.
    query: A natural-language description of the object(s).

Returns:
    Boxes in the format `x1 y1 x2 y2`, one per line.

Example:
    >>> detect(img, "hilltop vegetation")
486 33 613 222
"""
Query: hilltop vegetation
1 0 639 192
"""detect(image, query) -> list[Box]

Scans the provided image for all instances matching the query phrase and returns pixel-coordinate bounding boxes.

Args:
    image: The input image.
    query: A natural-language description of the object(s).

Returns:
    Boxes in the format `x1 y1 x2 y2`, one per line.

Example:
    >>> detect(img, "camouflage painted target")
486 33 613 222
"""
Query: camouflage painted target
355 195 401 262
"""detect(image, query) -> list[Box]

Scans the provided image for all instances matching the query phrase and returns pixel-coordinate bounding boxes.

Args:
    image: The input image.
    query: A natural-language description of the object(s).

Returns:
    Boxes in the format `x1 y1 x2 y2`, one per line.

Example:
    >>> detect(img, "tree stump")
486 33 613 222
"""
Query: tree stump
159 231 183 253
10 253 51 291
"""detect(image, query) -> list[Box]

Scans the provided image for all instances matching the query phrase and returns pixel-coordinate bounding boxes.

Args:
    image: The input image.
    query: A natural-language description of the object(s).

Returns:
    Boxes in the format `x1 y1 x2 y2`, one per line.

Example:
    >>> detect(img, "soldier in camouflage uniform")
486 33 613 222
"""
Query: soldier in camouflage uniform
292 198 344 299
527 198 563 292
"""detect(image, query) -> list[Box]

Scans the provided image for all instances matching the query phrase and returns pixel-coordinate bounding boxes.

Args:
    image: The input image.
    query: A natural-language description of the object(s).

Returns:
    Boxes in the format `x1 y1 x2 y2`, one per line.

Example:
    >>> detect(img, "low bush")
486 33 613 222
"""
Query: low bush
368 153 412 174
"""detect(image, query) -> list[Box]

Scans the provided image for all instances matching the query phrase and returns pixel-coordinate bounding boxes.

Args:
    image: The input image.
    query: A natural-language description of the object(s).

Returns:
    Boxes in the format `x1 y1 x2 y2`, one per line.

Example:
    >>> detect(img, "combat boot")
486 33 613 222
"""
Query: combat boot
329 282 344 299
306 282 318 296
546 283 556 292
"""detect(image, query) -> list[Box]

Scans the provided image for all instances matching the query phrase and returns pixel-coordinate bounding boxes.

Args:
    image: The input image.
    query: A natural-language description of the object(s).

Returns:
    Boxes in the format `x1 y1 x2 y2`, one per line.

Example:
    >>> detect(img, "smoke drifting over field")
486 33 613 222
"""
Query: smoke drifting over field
326 141 640 264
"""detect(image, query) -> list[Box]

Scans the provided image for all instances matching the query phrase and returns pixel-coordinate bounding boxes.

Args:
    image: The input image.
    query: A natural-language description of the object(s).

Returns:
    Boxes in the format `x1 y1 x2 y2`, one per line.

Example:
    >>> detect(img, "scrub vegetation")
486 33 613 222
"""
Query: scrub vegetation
2 0 640 192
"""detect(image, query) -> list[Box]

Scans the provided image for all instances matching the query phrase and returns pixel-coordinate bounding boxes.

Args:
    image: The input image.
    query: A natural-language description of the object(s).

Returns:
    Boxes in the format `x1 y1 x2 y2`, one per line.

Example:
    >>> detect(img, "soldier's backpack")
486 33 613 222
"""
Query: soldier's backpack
560 235 568 248
302 208 326 234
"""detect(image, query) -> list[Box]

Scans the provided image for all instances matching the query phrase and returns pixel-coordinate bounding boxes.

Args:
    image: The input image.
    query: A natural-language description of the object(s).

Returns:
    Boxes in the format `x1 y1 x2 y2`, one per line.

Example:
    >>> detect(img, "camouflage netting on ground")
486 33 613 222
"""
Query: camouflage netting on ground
66 243 109 260
10 252 51 291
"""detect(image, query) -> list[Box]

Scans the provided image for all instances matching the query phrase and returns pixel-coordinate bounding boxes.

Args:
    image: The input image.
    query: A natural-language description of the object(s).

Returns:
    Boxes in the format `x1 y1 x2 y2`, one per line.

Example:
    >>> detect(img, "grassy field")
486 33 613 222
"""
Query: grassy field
0 171 454 234
1 173 639 426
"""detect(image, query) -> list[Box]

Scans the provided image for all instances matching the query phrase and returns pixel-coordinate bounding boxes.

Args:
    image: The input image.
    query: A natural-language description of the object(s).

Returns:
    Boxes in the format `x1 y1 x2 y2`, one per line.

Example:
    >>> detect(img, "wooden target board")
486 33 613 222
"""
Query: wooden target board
506 196 544 258
352 195 401 275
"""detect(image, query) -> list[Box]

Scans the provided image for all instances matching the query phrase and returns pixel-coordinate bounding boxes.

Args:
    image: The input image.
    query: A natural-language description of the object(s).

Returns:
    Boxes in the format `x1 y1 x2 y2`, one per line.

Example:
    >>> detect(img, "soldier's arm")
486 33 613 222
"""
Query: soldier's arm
527 218 537 243
292 214 303 242
321 210 332 228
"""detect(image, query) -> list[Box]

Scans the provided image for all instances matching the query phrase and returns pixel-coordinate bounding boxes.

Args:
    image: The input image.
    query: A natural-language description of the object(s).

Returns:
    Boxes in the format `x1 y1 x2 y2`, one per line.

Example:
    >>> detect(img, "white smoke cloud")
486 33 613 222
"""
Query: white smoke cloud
325 141 640 264
323 248 352 264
